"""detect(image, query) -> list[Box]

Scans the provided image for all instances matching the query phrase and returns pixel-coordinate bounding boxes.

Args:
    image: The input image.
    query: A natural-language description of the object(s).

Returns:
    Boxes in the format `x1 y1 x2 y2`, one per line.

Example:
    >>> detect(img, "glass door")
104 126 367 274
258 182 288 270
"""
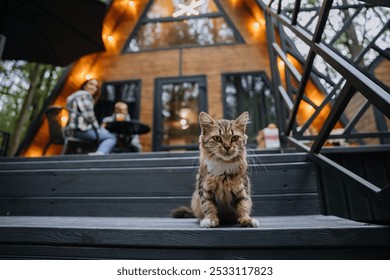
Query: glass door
153 76 207 151
95 80 141 123
222 72 276 146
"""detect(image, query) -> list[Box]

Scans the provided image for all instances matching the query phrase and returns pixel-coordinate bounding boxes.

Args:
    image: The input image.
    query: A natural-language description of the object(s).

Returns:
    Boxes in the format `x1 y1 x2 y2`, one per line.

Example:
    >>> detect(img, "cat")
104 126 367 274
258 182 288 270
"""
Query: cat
171 111 259 228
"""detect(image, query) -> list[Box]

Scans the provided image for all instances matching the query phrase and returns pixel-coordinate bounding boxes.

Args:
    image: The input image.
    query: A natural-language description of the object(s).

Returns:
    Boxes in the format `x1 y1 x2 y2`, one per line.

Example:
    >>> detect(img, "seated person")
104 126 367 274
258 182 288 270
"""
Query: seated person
102 102 142 152
65 79 117 155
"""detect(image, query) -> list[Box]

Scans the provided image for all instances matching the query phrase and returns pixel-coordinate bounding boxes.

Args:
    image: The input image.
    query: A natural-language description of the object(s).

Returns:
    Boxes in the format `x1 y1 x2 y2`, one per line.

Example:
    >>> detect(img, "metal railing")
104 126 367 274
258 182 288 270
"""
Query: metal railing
256 0 390 210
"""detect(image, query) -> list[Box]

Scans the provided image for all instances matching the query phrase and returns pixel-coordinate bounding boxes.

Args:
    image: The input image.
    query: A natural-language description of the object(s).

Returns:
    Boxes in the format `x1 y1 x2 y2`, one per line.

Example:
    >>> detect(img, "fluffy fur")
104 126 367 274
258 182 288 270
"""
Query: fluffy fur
171 112 259 228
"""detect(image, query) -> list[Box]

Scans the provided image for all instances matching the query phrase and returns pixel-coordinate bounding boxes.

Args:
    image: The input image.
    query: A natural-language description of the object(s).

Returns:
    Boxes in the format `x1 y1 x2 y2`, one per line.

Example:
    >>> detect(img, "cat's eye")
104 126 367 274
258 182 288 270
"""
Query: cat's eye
212 136 222 142
231 135 239 142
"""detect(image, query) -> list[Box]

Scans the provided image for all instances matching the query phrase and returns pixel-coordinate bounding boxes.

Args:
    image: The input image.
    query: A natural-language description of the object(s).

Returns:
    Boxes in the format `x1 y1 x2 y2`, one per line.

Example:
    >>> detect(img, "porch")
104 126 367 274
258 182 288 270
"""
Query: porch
0 147 389 259
0 0 389 259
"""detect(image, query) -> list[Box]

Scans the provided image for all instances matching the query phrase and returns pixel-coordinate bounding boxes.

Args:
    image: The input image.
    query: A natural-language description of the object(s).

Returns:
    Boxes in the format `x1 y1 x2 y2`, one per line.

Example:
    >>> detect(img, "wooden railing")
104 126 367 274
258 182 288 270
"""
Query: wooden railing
256 0 390 210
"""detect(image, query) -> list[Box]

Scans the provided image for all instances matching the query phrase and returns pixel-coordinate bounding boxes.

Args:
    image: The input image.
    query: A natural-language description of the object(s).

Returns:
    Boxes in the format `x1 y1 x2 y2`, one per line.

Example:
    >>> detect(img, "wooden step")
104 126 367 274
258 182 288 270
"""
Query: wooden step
0 215 389 259
0 194 320 217
0 152 309 170
0 157 320 216
0 162 316 195
0 149 291 163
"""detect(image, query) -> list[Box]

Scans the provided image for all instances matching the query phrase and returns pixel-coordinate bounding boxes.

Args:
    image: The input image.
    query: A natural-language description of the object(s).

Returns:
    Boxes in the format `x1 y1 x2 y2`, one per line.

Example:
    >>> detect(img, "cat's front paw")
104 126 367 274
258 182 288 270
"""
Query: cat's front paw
200 218 219 228
238 217 260 228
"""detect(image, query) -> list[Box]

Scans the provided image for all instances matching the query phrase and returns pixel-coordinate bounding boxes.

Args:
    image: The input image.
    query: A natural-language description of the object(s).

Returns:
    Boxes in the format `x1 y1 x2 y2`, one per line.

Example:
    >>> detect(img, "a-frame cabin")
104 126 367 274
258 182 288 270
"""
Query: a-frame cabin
20 0 279 155
0 0 390 259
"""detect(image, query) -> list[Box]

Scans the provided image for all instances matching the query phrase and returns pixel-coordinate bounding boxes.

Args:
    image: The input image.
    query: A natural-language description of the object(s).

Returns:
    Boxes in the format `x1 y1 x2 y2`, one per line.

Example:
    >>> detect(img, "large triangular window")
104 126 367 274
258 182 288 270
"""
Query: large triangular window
123 0 243 52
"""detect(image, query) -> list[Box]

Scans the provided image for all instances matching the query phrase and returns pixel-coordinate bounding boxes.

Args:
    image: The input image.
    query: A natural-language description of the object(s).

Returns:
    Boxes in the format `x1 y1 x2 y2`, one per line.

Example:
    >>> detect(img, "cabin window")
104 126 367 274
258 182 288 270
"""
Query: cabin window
123 0 243 52
222 72 276 146
153 76 207 151
95 80 141 123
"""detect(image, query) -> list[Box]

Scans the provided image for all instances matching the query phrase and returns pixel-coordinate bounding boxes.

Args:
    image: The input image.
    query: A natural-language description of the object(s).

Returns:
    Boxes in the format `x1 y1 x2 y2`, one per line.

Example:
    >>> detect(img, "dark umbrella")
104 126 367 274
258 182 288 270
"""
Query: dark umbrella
0 0 107 66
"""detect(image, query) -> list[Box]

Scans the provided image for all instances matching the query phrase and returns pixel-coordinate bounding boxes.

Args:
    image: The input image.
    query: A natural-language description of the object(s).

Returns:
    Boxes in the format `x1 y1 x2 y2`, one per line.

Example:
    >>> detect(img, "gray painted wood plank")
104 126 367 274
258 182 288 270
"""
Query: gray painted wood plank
0 153 310 170
0 163 317 196
2 244 390 260
0 149 294 163
0 215 389 248
0 193 320 217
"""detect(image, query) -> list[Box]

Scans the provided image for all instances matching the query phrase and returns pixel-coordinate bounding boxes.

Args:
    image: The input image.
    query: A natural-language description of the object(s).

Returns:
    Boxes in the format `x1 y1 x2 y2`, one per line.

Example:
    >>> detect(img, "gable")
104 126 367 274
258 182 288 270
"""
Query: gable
123 0 243 52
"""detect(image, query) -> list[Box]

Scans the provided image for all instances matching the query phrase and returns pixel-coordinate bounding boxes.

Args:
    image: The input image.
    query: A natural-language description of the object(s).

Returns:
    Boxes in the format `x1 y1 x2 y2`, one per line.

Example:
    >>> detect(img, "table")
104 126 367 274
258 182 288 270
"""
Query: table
106 120 150 152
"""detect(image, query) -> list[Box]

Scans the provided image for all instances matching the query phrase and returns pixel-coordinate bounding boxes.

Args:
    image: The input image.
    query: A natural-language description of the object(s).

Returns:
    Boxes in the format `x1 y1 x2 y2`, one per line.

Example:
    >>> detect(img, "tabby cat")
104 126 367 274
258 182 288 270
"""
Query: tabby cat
171 111 259 228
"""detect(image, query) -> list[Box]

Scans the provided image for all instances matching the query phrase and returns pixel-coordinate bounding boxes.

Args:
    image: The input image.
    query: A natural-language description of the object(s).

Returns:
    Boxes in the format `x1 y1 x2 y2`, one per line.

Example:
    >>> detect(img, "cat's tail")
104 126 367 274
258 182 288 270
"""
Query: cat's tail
170 206 195 218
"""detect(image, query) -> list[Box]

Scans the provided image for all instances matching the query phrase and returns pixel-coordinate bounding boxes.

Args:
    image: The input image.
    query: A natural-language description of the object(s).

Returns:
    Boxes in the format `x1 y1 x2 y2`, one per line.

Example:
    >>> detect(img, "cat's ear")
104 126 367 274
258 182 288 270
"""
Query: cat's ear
235 111 249 131
199 112 215 133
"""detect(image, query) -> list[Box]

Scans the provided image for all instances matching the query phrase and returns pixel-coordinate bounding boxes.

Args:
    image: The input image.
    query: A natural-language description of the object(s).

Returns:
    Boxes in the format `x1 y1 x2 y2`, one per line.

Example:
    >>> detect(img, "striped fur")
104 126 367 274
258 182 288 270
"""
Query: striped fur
171 112 259 228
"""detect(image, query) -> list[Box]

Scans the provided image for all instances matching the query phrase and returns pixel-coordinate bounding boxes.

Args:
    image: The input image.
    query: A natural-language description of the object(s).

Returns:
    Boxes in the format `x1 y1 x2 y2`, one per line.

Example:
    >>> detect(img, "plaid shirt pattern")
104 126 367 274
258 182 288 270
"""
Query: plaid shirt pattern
66 90 99 132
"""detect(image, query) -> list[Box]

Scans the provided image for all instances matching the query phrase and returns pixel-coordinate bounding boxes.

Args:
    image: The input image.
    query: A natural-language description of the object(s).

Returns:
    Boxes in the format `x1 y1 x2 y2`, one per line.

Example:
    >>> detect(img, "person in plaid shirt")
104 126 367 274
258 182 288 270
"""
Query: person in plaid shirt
65 79 117 155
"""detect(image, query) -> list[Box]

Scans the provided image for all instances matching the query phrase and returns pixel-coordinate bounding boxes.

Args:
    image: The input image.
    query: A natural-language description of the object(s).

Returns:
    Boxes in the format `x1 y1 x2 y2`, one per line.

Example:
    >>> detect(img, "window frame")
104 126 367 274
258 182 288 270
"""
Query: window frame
221 71 276 147
122 0 244 53
153 75 208 151
96 79 142 123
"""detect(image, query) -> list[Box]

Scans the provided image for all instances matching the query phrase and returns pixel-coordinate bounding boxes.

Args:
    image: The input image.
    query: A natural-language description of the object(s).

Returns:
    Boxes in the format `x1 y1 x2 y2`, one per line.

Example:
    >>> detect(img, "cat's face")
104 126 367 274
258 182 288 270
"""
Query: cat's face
199 112 248 161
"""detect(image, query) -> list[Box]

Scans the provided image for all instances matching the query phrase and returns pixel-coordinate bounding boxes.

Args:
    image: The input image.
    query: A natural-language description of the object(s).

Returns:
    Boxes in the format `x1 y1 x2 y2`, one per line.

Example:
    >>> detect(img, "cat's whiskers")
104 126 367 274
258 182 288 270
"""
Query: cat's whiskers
246 150 259 176
208 153 219 165
192 152 201 167
247 149 270 175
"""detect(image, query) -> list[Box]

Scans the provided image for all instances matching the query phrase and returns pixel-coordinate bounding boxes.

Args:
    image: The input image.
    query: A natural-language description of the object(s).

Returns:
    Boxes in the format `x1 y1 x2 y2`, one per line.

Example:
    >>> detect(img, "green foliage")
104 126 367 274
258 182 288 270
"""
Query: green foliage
0 60 63 155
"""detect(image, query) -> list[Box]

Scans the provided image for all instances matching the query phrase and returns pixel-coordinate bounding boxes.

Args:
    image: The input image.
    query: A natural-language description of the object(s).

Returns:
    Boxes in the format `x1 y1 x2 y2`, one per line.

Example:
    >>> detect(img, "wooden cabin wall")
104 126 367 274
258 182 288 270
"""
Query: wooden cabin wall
374 59 390 130
23 0 271 155
342 58 390 146
374 59 390 88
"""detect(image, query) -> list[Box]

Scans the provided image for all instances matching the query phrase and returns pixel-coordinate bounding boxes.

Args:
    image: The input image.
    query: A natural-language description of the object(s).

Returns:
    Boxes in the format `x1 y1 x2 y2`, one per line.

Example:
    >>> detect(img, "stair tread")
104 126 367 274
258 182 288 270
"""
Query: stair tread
0 215 389 248
0 162 314 174
1 149 295 163
0 152 310 170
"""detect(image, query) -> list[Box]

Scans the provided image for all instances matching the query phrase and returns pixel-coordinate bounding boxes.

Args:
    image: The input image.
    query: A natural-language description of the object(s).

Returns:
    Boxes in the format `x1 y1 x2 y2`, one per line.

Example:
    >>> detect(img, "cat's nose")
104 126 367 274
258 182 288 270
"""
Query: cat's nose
223 144 231 151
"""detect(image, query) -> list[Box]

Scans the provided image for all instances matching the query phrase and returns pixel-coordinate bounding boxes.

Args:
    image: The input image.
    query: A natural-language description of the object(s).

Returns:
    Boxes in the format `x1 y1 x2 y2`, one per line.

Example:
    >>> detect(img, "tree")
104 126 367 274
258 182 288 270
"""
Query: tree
0 61 63 156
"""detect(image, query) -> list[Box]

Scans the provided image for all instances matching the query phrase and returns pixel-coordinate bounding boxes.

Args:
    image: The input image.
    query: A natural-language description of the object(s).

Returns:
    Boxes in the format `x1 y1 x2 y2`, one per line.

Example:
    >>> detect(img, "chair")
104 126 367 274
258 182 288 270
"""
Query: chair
43 106 98 155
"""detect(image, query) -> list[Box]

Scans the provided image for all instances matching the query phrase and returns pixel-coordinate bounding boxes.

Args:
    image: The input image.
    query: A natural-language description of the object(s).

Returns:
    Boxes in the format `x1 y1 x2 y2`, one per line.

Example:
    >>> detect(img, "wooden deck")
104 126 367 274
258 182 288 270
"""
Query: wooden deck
0 152 320 217
1 215 389 259
0 150 389 259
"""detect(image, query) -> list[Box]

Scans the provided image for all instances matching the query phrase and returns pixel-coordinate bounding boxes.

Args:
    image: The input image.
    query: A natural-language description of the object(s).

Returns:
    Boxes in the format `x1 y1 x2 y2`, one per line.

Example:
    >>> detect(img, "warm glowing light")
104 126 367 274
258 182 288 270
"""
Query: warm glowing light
253 22 260 30
179 108 191 119
61 116 68 125
25 147 42 157
180 119 190 130
127 0 137 15
230 0 239 7
85 74 92 80
107 35 114 42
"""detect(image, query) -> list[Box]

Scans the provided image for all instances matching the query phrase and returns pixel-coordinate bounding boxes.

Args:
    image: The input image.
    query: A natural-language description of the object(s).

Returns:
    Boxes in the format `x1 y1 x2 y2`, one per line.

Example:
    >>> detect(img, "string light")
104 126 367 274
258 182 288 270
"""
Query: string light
107 35 114 42
230 0 239 7
85 74 92 80
128 0 134 7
